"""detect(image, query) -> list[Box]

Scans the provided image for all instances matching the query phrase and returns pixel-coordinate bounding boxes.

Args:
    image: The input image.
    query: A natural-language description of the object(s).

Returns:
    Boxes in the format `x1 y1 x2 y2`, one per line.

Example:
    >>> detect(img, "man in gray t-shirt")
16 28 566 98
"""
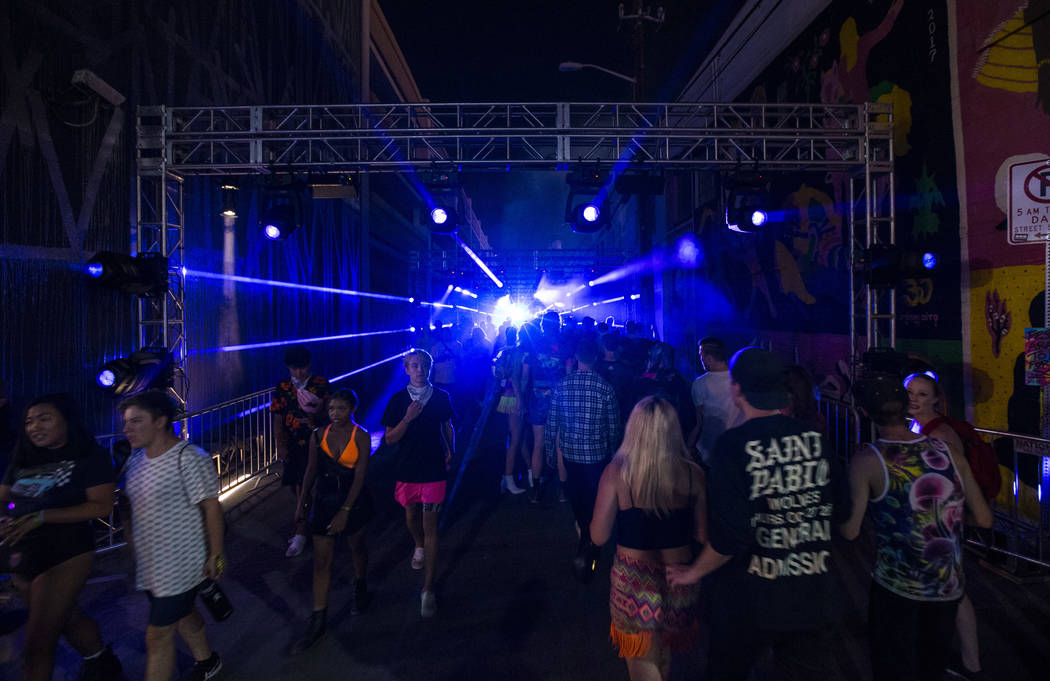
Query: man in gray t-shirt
686 337 741 466
121 391 224 681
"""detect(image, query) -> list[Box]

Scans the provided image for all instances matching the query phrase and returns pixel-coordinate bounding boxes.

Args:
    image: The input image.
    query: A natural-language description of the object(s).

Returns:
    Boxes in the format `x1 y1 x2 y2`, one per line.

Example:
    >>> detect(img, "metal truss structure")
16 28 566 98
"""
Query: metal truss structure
411 248 633 296
135 101 895 402
148 101 887 173
848 109 896 376
136 108 187 405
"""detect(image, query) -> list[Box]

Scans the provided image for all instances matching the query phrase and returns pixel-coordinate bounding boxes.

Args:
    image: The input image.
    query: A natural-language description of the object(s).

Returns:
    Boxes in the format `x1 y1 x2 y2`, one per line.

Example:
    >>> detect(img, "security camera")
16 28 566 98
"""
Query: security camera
71 69 125 107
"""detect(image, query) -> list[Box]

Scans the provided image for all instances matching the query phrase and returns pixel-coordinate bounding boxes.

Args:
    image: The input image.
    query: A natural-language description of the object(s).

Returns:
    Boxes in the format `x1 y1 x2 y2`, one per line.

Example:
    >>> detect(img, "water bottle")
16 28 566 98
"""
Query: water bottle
198 580 233 621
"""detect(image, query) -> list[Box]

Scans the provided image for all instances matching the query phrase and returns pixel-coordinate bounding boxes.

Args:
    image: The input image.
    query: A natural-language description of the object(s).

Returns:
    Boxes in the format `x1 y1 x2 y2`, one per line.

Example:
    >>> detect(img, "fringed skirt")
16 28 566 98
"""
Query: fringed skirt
609 552 700 659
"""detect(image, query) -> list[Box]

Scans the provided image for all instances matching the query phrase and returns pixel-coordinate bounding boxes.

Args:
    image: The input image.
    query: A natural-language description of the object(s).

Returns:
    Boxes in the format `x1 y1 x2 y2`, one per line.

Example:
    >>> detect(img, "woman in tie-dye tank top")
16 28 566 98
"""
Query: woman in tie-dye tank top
840 376 992 681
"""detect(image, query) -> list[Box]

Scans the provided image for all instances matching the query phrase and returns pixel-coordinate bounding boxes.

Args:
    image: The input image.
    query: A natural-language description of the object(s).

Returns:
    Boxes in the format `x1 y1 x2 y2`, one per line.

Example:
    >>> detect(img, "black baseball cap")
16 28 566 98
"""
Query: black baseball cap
729 347 788 410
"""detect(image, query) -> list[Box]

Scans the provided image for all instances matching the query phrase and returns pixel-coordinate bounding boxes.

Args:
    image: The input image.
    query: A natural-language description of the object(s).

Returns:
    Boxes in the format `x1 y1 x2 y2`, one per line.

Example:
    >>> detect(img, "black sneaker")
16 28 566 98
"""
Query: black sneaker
351 581 371 614
289 610 326 654
77 645 123 681
182 652 222 681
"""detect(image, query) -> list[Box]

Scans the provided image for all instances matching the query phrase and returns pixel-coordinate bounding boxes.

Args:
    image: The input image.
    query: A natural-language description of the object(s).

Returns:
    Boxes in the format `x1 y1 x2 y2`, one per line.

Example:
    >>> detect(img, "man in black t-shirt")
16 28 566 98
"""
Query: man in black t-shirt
667 348 848 681
382 349 455 619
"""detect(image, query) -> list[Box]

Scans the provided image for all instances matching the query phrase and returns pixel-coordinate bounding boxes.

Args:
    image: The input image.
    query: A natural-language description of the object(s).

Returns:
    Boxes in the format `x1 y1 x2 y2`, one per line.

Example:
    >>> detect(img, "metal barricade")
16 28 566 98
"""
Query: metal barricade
970 427 1050 573
93 388 277 551
814 395 1050 574
816 395 862 460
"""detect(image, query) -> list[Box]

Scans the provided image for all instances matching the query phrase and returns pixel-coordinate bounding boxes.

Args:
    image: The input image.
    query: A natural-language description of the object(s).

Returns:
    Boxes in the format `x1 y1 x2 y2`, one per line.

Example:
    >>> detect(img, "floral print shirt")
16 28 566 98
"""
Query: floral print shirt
270 375 330 452
869 436 965 601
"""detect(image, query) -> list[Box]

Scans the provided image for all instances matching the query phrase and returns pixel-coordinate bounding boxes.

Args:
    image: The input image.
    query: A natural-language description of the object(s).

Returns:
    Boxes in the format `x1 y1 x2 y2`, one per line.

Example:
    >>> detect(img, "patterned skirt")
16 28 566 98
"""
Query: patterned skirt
609 552 700 659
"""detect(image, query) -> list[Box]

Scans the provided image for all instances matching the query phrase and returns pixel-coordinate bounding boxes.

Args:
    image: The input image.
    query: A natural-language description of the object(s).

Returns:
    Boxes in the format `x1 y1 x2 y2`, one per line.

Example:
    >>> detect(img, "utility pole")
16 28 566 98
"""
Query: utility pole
619 2 665 336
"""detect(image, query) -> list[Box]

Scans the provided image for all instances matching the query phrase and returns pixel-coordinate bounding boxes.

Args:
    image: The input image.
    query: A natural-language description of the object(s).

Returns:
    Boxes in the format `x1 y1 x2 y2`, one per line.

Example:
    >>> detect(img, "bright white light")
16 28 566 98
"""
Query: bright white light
588 281 595 287
533 288 562 305
493 295 531 327
264 224 281 239
582 205 599 222
630 293 641 300
431 208 448 225
751 210 768 227
409 326 416 332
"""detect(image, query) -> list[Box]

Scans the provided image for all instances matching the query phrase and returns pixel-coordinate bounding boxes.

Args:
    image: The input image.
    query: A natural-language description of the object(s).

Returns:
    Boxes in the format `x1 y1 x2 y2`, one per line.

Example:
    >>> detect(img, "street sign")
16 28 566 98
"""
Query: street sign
1008 158 1050 244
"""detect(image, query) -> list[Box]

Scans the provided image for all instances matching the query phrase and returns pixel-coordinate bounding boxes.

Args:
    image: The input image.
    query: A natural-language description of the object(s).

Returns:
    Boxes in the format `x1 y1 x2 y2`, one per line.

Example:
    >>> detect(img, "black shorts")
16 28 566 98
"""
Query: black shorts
309 469 374 537
146 582 203 627
2 522 94 581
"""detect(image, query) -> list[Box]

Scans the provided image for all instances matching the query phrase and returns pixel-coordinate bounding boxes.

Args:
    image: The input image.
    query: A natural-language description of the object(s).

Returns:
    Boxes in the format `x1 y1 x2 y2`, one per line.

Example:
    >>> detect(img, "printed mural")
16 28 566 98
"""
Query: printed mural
954 1 1050 437
688 1 963 396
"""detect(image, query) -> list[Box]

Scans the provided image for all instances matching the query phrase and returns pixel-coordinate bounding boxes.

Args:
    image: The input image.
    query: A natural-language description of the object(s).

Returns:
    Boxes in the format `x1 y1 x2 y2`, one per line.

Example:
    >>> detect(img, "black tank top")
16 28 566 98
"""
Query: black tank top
616 473 694 550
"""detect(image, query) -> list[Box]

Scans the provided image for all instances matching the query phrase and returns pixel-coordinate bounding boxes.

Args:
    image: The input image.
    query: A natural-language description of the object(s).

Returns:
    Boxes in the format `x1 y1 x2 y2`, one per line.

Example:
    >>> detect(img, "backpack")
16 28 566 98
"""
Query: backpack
922 415 1002 500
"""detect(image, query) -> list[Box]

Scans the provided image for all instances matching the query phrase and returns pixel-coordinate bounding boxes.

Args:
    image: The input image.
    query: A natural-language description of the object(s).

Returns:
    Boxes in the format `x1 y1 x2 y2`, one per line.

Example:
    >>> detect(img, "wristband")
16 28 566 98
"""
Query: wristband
213 553 226 574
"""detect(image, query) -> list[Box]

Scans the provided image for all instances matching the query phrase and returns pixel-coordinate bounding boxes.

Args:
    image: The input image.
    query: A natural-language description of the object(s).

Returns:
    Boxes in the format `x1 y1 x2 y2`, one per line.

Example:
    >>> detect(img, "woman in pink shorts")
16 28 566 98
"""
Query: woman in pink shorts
381 349 455 619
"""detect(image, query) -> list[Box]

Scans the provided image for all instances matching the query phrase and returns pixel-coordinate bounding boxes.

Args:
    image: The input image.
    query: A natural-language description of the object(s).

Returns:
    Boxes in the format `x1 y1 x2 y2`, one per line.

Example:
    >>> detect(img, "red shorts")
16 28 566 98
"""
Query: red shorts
394 481 447 508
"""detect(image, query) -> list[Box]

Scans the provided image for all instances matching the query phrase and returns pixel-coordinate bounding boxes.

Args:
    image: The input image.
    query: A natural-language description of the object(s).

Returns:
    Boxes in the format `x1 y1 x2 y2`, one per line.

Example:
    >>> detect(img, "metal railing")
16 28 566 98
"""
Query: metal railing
93 388 277 551
817 394 1050 573
971 427 1050 571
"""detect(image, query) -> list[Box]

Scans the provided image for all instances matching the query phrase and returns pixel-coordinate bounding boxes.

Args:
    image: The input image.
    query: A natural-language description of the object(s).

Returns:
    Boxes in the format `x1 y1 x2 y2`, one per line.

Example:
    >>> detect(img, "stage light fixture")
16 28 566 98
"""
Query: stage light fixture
427 203 459 235
726 172 772 233
866 246 939 288
85 251 169 296
96 349 174 396
219 183 238 217
259 184 303 240
567 200 608 234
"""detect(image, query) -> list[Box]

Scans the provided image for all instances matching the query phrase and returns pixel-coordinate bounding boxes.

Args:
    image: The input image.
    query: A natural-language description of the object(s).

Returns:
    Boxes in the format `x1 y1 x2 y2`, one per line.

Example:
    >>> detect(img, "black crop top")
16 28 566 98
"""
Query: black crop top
616 474 695 550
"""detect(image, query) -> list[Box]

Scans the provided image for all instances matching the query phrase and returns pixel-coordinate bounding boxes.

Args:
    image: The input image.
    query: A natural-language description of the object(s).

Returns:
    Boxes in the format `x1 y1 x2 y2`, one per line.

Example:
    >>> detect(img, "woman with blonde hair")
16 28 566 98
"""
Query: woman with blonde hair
591 397 706 681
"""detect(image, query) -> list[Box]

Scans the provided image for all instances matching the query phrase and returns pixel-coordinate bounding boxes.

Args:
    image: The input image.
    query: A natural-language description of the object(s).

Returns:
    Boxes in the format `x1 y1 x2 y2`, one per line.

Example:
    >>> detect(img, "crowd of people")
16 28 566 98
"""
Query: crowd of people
0 310 1002 681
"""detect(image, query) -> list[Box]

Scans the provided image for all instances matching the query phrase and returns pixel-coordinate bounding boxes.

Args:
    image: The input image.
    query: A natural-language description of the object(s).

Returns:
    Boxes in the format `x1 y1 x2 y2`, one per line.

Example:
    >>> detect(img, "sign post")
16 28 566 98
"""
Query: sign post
1011 158 1050 549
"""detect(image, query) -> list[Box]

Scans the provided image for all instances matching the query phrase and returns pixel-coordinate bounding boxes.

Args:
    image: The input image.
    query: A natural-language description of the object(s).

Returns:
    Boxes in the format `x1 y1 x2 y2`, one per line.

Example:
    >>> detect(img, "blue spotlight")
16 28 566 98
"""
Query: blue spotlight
86 263 104 279
96 369 116 388
431 208 448 225
675 235 701 267
922 252 938 269
582 205 600 222
263 224 282 240
630 293 641 300
751 210 769 227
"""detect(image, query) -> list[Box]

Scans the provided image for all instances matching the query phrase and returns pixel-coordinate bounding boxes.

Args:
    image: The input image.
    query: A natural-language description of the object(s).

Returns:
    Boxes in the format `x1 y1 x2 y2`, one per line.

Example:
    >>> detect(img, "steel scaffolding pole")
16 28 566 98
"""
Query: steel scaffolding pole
136 106 187 406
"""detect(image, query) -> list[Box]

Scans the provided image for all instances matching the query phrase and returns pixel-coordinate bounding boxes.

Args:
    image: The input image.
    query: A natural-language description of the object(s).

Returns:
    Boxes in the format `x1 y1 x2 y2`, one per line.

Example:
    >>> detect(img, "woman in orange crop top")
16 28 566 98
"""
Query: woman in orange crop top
291 388 374 653
591 397 707 681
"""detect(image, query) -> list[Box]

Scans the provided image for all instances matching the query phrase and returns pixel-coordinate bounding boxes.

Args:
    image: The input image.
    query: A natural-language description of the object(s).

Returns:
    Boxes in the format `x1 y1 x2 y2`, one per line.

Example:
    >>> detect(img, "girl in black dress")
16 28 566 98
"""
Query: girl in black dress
291 389 373 652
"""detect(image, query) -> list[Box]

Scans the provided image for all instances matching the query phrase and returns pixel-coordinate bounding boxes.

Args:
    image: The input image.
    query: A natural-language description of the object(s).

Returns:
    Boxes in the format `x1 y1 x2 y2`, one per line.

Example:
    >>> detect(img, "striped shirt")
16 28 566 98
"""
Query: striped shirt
544 369 621 464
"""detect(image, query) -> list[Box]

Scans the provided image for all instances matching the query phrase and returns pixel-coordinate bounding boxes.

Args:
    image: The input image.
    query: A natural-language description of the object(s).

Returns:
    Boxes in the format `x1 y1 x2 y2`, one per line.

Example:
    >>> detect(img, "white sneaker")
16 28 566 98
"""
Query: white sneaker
410 547 425 570
420 590 437 618
502 475 526 495
286 534 307 558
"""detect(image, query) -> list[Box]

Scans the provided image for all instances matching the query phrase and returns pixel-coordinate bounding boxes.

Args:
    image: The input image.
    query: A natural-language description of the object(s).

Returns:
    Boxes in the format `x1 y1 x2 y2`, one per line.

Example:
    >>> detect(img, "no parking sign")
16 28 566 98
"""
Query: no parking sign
1008 158 1050 244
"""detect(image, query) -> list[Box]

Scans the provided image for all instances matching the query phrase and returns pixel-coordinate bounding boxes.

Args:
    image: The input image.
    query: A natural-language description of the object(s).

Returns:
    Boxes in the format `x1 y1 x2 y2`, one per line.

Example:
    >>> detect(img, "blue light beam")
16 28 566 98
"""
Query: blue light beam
184 268 414 303
329 350 414 383
202 327 414 354
453 235 503 288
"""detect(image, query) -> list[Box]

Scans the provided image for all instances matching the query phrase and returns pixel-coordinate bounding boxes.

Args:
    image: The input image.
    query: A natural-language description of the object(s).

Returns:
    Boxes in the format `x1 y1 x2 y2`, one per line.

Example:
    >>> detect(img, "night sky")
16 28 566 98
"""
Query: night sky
380 0 746 252
381 0 746 102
